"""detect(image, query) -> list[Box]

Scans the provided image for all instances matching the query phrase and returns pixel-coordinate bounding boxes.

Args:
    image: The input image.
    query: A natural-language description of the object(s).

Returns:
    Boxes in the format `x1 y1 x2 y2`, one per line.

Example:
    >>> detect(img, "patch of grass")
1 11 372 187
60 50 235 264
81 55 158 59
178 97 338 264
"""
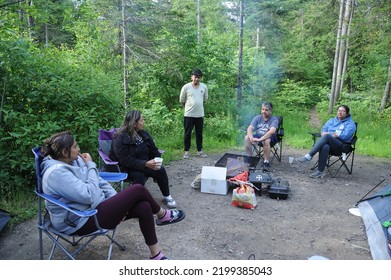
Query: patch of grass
1 190 36 228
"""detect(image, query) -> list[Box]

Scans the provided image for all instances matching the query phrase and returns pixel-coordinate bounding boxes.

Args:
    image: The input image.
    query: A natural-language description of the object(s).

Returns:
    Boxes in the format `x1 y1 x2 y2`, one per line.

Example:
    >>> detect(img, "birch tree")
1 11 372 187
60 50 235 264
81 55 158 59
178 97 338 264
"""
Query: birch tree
237 0 244 110
328 0 354 114
380 55 391 112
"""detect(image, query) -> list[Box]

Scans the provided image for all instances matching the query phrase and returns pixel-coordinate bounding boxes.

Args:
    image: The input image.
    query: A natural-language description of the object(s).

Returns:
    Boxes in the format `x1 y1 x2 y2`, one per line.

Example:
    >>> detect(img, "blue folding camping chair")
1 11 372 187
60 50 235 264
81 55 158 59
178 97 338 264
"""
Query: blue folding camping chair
32 146 126 259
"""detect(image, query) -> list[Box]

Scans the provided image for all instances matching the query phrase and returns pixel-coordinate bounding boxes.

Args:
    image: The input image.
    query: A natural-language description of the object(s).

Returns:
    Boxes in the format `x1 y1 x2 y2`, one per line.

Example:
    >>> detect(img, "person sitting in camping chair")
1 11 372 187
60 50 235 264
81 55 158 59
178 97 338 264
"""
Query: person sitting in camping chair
40 131 185 260
295 105 356 178
244 101 279 172
109 110 178 209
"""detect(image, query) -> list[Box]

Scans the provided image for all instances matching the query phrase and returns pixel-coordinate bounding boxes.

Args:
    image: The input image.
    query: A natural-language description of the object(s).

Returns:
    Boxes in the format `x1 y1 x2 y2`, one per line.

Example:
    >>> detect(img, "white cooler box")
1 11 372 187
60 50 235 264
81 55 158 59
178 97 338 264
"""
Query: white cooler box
201 166 228 195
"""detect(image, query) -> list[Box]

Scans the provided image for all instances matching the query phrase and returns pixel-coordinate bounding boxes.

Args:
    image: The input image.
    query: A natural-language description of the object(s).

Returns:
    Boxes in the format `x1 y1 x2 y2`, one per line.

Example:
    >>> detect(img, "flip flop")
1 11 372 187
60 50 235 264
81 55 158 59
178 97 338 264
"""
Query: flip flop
156 209 186 226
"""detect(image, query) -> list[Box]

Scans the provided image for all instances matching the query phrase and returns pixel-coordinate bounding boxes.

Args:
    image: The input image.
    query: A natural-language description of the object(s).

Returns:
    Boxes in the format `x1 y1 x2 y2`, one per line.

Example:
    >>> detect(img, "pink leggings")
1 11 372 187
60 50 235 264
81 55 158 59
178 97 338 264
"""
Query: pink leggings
75 184 161 246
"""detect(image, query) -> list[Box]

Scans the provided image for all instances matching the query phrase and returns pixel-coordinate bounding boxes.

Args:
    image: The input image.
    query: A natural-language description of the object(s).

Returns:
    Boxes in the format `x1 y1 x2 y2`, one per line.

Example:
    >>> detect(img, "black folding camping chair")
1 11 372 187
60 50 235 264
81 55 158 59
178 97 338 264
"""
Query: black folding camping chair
251 115 284 163
309 122 358 177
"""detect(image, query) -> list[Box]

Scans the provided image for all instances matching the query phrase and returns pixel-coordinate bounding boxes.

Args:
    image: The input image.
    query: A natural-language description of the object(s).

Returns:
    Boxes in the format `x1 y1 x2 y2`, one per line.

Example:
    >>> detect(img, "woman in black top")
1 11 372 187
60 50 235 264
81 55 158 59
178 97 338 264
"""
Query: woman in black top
110 110 177 209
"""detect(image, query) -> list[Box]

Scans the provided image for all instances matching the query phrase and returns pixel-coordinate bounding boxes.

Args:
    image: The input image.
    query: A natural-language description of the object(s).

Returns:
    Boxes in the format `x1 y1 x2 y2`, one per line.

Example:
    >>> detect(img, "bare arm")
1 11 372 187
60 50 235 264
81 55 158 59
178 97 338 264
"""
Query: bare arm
253 127 277 142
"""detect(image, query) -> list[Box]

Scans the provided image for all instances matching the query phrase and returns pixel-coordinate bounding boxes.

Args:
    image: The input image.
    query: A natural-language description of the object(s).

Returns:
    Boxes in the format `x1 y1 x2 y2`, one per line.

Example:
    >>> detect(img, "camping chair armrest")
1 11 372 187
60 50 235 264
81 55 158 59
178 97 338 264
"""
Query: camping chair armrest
309 132 321 138
309 132 321 144
35 191 98 218
100 172 128 182
339 135 357 146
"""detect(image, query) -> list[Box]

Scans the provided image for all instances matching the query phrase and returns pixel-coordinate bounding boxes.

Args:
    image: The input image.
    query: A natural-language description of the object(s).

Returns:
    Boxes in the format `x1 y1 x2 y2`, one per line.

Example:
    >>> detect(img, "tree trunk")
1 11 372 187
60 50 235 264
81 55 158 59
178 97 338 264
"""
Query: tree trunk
336 0 354 101
0 75 6 124
380 55 391 112
329 0 344 114
121 0 129 109
329 0 354 113
237 1 243 110
197 0 201 45
27 0 34 40
45 23 49 47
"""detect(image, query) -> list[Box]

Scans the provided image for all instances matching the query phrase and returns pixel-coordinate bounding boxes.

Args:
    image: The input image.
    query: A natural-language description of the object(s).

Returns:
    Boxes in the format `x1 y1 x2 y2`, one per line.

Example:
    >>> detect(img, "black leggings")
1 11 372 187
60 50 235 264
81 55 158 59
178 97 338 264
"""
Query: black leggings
75 184 161 246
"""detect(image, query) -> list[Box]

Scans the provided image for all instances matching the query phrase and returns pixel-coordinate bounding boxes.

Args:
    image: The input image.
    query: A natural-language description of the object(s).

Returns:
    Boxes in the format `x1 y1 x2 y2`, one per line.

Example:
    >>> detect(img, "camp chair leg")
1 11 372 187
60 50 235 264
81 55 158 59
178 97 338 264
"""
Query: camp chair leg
43 230 76 260
251 144 262 159
315 152 355 178
106 228 126 260
271 142 282 162
38 228 44 260
332 153 354 177
251 142 282 163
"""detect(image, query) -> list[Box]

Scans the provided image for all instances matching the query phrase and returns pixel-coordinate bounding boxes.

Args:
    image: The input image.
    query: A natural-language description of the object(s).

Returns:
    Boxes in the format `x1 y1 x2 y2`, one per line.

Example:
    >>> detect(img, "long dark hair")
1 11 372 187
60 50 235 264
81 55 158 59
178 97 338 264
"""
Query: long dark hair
41 131 74 159
114 110 142 140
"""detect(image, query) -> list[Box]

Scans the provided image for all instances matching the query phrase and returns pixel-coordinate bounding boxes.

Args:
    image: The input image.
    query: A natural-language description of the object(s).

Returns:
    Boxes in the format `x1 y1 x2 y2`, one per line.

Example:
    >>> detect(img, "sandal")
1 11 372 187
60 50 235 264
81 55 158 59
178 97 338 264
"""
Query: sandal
156 209 186 226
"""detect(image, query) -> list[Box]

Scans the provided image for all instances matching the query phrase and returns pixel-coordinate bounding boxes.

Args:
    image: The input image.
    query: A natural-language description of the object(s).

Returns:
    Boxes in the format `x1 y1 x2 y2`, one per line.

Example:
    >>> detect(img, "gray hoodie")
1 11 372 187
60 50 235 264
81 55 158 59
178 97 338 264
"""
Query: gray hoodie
41 156 117 234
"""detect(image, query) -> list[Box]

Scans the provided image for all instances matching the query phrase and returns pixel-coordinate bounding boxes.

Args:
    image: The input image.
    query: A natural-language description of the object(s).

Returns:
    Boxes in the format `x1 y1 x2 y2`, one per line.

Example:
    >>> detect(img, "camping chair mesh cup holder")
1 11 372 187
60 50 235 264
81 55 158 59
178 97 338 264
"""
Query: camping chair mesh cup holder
308 122 358 177
32 146 126 260
251 116 284 163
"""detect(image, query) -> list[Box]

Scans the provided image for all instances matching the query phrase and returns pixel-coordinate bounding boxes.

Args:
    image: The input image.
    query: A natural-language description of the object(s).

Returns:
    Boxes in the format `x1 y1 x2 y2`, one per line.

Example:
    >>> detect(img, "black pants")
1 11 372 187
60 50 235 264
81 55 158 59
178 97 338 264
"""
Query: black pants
310 134 349 172
127 166 170 197
184 116 204 152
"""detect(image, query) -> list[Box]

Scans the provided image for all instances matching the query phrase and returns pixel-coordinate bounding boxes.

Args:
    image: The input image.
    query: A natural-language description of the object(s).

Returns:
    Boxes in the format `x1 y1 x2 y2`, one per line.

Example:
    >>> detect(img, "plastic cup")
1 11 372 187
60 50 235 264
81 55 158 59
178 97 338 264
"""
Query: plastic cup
154 157 163 169
289 157 294 164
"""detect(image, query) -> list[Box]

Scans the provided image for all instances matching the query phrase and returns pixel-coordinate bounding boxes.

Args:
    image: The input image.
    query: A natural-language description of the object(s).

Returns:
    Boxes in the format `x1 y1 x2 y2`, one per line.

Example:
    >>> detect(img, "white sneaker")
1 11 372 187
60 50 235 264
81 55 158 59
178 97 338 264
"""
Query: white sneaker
183 152 190 159
197 151 207 157
295 156 311 163
163 197 177 209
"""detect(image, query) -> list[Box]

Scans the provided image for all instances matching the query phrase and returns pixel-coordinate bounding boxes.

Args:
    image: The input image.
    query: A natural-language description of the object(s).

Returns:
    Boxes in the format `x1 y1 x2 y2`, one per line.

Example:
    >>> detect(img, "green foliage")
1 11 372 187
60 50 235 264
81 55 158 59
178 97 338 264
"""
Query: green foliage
0 36 123 219
1 0 391 228
139 99 179 136
273 80 325 109
204 112 239 142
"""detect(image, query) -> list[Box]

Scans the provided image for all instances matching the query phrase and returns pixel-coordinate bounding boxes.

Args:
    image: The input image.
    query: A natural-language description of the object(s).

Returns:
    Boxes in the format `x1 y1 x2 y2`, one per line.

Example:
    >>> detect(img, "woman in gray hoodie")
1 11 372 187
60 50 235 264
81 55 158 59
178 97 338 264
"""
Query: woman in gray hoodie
40 131 185 260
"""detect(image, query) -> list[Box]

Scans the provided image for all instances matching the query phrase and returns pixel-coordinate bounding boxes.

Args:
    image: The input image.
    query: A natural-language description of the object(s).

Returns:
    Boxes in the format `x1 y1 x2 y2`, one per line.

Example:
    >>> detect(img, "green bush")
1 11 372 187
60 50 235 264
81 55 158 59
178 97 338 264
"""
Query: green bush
0 41 123 222
273 79 325 109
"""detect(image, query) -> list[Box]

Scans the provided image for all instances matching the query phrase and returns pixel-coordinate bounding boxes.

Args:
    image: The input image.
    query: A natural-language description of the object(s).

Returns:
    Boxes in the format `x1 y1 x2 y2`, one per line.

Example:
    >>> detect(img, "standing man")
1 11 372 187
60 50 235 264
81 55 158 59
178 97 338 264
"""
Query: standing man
244 102 279 172
180 69 208 159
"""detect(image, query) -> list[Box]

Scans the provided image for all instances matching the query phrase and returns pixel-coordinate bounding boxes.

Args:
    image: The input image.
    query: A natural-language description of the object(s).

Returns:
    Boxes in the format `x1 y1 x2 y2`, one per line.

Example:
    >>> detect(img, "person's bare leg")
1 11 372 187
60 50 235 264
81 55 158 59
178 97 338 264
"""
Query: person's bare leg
244 136 252 156
156 208 165 218
148 243 162 258
149 207 165 259
262 139 271 161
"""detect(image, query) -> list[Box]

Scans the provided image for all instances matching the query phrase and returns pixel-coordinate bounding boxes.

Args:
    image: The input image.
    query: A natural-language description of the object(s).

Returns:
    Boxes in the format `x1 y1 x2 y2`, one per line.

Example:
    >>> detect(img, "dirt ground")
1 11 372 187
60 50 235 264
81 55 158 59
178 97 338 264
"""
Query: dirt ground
0 145 390 260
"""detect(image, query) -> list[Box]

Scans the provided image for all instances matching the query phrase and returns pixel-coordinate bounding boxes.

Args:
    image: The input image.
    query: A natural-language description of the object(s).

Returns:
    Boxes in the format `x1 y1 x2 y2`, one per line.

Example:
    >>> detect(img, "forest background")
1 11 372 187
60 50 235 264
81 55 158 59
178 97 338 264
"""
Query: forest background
0 0 390 226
